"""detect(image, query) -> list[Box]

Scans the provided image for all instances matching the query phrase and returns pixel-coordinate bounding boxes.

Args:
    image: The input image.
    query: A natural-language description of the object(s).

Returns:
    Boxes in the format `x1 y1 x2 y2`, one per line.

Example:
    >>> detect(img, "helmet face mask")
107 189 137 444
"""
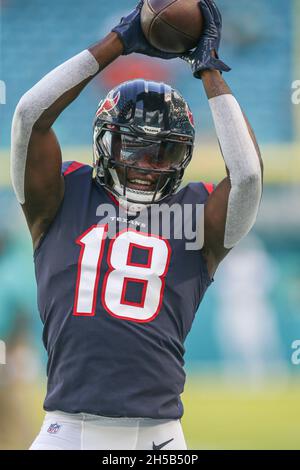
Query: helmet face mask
93 80 195 205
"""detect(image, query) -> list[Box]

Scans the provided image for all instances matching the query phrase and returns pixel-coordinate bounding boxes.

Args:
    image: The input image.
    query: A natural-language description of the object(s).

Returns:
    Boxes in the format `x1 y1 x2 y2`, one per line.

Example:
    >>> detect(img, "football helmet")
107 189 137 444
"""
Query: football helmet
93 79 195 205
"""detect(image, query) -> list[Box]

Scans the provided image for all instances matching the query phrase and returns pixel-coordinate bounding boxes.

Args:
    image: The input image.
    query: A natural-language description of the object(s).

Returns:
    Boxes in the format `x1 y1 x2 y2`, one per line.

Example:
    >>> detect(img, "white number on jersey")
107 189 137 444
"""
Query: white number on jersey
73 225 171 322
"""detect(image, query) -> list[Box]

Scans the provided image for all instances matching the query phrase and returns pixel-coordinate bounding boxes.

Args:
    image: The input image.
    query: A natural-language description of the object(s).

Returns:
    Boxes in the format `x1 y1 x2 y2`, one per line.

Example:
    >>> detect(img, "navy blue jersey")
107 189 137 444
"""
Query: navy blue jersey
34 161 214 419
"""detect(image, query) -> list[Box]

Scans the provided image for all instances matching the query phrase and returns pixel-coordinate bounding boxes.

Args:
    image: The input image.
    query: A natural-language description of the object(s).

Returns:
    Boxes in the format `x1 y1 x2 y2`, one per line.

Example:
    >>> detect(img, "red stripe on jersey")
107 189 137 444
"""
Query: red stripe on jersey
203 182 214 195
106 191 120 206
63 161 85 176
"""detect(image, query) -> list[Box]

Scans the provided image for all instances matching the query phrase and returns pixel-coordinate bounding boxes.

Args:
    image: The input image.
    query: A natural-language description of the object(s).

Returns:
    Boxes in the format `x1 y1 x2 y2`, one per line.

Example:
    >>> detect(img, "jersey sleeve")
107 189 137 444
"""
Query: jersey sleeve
62 161 86 176
182 181 216 204
202 182 215 196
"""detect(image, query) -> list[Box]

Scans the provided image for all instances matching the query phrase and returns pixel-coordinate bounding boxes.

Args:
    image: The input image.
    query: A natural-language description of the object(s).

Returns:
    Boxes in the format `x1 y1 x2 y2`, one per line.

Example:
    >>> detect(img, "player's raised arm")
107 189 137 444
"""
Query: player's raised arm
181 0 263 277
10 1 178 249
202 71 263 274
10 33 123 247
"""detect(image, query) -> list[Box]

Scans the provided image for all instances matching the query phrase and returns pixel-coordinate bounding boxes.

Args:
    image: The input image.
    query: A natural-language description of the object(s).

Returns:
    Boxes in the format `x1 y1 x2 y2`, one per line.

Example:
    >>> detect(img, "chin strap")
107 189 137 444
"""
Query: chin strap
108 167 164 204
118 196 148 215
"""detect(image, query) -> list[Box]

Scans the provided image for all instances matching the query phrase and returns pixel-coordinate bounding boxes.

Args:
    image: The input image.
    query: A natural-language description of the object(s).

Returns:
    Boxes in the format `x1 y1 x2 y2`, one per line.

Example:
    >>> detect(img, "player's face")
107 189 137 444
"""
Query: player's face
110 133 188 192
116 162 166 192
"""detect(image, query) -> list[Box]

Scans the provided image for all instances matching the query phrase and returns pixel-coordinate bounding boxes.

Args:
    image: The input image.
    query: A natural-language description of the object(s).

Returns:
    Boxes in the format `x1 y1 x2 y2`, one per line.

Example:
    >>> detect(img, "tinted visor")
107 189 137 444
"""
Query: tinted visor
101 131 189 170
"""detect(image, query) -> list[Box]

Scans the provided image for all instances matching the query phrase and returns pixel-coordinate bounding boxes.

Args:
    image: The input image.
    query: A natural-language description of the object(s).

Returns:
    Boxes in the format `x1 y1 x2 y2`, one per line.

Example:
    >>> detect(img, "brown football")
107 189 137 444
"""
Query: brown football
140 0 204 53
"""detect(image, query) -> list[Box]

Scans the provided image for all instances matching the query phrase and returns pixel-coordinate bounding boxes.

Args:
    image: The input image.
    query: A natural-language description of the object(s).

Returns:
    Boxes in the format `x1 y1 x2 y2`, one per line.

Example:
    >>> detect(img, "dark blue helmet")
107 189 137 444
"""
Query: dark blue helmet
93 79 195 205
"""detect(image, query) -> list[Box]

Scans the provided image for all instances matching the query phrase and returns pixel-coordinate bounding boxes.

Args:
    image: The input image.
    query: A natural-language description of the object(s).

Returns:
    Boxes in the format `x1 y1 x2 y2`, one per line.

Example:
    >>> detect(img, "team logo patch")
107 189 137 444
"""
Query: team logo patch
96 91 120 117
47 422 61 434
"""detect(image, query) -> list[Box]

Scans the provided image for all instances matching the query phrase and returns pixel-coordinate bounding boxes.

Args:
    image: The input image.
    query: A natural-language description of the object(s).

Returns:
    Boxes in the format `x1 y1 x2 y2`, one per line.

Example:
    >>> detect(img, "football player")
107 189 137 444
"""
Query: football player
10 0 263 450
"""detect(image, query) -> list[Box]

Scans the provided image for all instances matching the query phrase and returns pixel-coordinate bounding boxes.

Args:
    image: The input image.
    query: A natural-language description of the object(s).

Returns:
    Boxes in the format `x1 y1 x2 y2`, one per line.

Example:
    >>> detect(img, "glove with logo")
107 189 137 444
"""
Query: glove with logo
181 0 231 78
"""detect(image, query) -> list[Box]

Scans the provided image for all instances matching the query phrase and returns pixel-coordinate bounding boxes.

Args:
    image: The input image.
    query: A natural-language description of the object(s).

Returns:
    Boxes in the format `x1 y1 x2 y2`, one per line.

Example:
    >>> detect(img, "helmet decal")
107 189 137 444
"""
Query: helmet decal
138 125 162 135
187 106 195 128
96 91 121 117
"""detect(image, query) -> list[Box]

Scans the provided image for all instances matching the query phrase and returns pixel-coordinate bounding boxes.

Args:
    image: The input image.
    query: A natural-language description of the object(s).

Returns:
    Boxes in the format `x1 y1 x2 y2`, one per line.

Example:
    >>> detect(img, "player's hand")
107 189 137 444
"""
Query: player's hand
181 0 231 78
111 0 179 59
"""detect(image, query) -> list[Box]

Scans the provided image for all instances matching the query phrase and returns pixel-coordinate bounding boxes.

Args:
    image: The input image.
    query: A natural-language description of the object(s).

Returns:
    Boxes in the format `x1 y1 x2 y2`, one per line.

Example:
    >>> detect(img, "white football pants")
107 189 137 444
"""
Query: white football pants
30 411 187 450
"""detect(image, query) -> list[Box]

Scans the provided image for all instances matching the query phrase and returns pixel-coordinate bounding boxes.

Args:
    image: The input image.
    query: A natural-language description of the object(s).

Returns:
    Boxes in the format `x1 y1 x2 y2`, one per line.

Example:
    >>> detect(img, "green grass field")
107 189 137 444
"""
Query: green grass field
1 375 299 449
182 376 300 450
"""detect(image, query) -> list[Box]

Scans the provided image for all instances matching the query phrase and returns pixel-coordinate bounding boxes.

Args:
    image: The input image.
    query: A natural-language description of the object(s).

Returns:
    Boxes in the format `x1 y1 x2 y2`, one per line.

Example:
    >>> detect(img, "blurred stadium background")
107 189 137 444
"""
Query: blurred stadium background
0 0 300 450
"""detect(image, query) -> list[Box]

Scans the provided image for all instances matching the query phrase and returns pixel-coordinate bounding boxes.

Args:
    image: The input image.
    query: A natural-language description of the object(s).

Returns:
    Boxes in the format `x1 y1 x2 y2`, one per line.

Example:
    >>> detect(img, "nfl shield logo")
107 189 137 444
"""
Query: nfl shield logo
47 422 61 434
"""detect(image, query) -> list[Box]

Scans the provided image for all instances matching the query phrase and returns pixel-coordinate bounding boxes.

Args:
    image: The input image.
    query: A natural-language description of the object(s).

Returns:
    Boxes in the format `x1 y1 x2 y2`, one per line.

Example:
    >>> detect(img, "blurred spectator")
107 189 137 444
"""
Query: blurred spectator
215 236 285 385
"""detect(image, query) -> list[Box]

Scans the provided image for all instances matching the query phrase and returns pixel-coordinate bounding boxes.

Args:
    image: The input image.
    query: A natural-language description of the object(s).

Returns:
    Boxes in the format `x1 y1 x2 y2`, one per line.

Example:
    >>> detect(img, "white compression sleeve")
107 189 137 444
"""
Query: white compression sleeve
209 94 262 249
11 50 99 204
